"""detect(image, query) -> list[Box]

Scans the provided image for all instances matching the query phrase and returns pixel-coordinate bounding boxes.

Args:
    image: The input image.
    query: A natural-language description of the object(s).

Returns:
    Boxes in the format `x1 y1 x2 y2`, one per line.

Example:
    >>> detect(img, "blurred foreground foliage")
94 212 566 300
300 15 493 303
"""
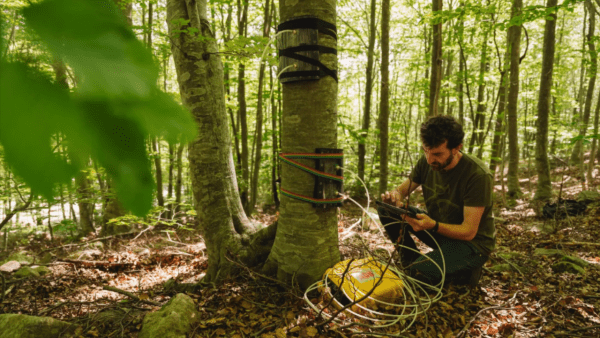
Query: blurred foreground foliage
0 0 197 216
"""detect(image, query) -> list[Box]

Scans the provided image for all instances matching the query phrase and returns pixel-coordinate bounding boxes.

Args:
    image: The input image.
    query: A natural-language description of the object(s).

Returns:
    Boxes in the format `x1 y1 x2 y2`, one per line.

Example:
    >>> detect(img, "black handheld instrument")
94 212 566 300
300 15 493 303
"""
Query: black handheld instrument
375 200 425 219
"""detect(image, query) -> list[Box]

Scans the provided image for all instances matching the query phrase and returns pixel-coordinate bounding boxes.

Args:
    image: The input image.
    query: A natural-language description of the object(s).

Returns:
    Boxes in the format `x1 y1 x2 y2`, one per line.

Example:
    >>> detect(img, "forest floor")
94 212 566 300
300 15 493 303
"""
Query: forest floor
1 166 600 338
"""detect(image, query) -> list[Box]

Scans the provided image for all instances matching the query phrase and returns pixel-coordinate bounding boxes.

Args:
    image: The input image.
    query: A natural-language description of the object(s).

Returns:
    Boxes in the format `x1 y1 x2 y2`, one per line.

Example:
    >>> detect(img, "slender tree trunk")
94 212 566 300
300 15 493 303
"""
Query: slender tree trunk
76 171 95 235
270 66 280 207
534 0 558 202
428 0 443 117
489 50 510 174
250 0 273 213
507 0 523 198
167 0 273 283
175 143 184 213
588 90 600 183
571 6 588 164
572 0 596 181
379 0 390 195
468 27 490 155
264 0 340 289
152 138 165 207
237 0 250 214
358 0 377 183
457 2 465 125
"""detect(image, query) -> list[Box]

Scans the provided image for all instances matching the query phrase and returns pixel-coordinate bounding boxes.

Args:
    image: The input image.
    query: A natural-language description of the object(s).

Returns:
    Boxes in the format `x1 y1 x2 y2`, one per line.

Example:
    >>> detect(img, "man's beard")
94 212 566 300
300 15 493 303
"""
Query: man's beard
430 152 454 172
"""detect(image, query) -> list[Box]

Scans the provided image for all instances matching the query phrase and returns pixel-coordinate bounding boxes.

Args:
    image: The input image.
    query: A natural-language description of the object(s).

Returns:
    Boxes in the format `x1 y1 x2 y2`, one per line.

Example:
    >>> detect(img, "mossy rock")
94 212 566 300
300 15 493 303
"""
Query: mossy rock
14 266 40 279
561 255 589 268
37 253 54 264
534 248 564 258
1 252 34 265
551 261 585 275
33 266 51 276
497 252 524 260
489 264 513 272
0 313 79 338
578 190 600 203
139 293 199 338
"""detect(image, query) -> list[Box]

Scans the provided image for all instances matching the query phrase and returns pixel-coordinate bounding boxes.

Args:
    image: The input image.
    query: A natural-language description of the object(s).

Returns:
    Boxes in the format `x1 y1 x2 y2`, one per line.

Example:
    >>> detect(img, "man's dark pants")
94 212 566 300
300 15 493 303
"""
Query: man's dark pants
378 208 488 286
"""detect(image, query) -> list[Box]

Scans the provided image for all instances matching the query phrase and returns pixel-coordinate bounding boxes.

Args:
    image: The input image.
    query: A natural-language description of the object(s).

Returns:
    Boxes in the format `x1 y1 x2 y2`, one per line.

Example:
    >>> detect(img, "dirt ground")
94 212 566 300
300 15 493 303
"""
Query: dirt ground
1 168 600 338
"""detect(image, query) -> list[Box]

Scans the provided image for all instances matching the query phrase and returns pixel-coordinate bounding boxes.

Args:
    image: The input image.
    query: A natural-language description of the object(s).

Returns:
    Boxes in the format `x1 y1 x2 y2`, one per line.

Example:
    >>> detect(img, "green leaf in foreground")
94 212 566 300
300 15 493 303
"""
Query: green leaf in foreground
0 0 198 215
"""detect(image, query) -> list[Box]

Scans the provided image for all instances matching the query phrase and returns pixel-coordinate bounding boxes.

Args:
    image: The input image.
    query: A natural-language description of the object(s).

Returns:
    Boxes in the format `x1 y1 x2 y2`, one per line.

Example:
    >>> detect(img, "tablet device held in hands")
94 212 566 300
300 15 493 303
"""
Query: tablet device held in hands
375 200 420 219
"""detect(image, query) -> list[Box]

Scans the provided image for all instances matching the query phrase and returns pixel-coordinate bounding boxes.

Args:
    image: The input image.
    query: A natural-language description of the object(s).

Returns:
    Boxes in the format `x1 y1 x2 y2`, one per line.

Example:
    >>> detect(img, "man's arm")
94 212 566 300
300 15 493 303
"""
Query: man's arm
403 205 485 241
381 179 420 206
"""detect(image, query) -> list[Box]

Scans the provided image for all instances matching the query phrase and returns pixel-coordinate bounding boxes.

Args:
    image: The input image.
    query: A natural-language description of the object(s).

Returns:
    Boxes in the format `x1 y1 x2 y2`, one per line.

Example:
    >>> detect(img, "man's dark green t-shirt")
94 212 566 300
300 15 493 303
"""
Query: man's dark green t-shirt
410 152 496 255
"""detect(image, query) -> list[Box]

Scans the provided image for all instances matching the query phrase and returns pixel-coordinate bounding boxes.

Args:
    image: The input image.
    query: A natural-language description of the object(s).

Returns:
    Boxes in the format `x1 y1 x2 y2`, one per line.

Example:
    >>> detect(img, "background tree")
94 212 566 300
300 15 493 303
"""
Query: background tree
534 0 559 202
357 0 377 184
379 0 390 195
428 0 443 117
507 0 523 198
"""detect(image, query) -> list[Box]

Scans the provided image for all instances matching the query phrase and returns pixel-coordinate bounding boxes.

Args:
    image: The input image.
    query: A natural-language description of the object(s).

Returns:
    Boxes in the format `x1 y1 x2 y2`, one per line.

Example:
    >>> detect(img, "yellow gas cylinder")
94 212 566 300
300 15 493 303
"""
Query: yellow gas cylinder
319 258 404 311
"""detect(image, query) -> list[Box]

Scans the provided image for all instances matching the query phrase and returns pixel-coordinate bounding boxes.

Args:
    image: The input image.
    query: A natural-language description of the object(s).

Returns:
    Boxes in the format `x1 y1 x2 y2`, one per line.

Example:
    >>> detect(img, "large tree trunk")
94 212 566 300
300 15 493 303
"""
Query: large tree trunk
167 0 274 283
357 0 377 183
534 0 558 202
263 0 340 289
506 0 523 198
379 0 390 195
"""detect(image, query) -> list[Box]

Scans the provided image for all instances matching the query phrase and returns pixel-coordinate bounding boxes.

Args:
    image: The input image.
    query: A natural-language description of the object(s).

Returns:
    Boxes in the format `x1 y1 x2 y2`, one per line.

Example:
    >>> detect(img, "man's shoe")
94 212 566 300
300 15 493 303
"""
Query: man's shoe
468 266 483 288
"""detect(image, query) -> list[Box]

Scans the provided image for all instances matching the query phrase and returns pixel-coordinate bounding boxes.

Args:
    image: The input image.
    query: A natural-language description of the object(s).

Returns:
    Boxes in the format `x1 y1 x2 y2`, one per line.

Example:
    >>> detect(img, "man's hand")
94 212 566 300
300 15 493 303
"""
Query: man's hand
381 189 403 207
402 213 435 232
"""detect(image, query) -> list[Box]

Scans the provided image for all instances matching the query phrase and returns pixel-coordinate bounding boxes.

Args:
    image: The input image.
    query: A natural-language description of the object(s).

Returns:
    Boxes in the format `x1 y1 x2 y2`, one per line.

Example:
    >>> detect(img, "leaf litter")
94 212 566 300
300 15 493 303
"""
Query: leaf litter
1 176 600 337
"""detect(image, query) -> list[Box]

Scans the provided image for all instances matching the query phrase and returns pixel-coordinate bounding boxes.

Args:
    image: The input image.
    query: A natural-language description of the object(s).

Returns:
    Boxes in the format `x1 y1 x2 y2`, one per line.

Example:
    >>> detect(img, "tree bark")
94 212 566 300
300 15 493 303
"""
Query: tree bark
250 0 274 213
263 0 340 289
238 0 250 214
357 0 377 183
76 171 95 235
571 6 589 164
175 143 184 213
152 138 165 207
428 0 443 117
572 0 597 180
534 0 558 202
507 0 523 198
457 2 465 125
489 37 511 175
468 25 489 155
167 0 274 283
379 0 390 195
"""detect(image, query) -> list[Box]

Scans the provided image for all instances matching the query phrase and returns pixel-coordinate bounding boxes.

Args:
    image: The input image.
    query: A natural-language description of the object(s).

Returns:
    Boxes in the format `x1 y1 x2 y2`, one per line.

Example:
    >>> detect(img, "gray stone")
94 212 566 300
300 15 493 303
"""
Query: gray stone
551 261 585 275
138 293 199 338
0 313 79 338
0 261 21 273
561 255 589 268
14 266 40 279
